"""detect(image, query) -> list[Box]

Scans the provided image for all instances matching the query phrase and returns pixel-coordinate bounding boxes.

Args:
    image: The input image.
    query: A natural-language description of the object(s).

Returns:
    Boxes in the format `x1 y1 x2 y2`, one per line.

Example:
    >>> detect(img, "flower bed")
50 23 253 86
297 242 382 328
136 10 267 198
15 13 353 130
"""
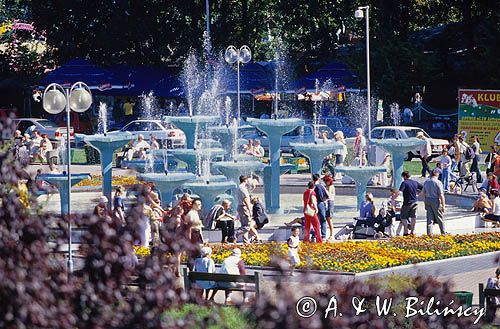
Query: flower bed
135 233 500 273
75 175 139 187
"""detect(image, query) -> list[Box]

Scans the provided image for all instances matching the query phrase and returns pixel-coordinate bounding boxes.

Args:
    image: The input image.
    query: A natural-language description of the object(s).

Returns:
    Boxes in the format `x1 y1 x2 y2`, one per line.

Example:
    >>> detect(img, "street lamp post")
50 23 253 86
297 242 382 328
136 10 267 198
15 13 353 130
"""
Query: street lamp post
205 0 211 57
224 45 252 123
42 82 92 276
355 5 371 139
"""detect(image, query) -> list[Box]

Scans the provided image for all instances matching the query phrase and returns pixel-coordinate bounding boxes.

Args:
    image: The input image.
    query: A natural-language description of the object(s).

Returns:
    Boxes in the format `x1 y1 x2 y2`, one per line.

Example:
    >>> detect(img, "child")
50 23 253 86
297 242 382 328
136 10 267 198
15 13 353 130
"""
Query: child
287 226 301 276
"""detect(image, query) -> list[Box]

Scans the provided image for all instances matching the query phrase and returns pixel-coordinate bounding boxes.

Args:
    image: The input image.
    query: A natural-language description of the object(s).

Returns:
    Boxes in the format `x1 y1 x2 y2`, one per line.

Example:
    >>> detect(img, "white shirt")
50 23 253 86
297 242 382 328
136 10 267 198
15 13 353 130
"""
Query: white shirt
439 155 451 168
493 197 500 216
133 140 150 151
419 138 431 157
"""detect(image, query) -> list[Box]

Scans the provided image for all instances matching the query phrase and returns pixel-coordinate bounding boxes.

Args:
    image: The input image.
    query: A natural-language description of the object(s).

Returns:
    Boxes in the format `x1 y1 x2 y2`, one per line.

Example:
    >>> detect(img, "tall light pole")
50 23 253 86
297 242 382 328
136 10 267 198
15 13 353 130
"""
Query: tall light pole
355 5 371 139
225 45 252 123
42 82 92 275
205 0 211 57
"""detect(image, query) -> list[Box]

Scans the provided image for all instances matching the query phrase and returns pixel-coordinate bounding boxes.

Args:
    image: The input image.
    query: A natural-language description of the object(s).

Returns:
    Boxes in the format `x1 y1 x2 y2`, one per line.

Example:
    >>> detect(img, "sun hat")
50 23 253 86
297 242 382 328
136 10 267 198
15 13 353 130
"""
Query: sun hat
231 248 242 258
201 246 212 257
99 196 108 204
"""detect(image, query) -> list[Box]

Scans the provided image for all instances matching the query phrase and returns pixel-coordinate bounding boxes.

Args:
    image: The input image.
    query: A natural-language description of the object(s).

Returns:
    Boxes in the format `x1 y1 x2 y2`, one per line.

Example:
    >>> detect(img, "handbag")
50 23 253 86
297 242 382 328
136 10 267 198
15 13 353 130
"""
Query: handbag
304 192 315 216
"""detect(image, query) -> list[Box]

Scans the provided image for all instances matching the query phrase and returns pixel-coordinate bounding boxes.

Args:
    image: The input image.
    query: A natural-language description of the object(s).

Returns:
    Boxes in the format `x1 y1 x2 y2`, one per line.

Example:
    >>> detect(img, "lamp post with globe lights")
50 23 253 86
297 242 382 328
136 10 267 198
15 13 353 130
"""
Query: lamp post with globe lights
355 5 371 138
42 82 92 275
224 45 252 123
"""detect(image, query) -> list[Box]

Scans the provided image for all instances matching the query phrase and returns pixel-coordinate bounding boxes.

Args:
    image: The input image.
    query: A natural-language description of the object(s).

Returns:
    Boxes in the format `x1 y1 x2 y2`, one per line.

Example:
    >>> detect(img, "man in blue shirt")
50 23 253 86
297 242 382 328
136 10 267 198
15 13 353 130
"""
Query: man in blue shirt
312 173 328 240
399 171 423 236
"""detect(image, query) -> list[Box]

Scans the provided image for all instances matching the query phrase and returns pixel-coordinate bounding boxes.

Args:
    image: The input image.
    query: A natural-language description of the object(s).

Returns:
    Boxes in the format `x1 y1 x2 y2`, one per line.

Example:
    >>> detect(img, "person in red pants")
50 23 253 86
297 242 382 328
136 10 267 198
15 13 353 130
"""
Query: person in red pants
303 180 322 243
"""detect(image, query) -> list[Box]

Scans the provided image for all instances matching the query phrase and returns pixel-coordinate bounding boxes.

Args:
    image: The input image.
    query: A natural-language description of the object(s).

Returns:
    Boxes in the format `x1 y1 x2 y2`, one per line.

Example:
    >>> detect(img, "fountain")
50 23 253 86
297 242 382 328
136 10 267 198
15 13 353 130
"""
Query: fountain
170 147 225 173
36 173 91 215
335 165 387 208
183 180 236 213
290 141 344 175
213 160 266 186
78 131 133 206
370 138 426 189
247 118 304 213
163 115 219 149
138 172 197 207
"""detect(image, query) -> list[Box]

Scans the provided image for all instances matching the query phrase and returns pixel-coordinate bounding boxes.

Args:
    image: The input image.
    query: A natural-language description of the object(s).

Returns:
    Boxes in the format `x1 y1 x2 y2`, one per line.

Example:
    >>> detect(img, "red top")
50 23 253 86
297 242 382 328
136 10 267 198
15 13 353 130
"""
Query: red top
303 188 317 212
488 178 499 191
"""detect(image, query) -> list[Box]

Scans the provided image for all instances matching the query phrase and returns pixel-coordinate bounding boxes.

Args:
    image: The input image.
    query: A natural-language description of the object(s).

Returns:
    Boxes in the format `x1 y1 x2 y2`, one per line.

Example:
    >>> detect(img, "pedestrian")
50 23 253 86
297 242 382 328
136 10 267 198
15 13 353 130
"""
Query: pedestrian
126 134 150 160
417 131 431 177
493 150 500 182
251 195 269 230
471 191 492 215
186 198 204 269
220 248 247 304
123 98 134 120
359 192 376 219
485 268 500 322
471 136 483 183
483 190 500 227
333 131 347 180
93 196 112 223
303 180 322 243
312 173 328 240
323 175 335 241
438 149 452 191
193 246 217 300
484 145 497 175
287 226 301 276
422 168 446 236
448 136 460 180
457 135 470 176
236 175 260 243
486 173 499 193
399 171 423 236
113 186 126 227
204 199 236 243
387 188 403 236
253 139 265 159
149 135 160 150
353 128 366 166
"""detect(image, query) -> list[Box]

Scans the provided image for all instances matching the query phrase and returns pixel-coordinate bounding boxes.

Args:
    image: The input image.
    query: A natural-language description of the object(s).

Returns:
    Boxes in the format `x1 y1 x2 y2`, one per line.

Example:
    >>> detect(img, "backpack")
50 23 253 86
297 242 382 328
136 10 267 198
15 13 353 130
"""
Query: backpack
465 146 475 160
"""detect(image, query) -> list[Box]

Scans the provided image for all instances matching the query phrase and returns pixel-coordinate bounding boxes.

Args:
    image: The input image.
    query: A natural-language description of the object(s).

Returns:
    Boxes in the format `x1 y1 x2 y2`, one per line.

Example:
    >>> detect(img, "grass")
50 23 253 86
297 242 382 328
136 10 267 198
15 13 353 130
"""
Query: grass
162 304 254 329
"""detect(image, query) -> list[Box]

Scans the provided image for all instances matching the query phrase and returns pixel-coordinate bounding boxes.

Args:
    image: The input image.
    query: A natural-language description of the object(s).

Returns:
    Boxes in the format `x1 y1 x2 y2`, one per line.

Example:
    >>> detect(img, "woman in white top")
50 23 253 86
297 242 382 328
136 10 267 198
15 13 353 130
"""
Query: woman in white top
484 189 500 226
471 136 483 183
333 131 347 180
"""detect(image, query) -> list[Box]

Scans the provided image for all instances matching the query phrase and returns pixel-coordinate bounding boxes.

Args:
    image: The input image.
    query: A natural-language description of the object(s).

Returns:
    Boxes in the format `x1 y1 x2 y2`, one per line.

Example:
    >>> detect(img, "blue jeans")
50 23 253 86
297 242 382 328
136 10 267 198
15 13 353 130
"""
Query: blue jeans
322 158 335 176
441 167 450 191
317 201 327 239
450 160 458 180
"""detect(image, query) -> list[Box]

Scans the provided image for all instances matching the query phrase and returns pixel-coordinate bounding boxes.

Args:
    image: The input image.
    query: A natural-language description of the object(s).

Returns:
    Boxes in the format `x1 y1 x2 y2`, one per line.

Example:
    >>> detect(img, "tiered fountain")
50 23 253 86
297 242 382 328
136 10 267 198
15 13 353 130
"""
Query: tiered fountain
247 117 303 213
77 103 133 206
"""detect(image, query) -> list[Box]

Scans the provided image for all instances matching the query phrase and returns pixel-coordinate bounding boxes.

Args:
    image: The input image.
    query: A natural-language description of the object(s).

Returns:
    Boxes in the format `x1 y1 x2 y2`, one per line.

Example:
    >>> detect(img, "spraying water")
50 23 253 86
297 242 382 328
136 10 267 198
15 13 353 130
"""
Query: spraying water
390 103 401 126
98 102 108 135
139 91 159 120
224 96 232 126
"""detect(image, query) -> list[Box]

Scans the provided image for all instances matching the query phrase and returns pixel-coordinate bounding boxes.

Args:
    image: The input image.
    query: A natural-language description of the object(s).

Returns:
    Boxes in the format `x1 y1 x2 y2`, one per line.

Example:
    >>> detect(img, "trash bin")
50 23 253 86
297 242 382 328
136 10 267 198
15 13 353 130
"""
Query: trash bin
453 291 473 307
84 145 100 164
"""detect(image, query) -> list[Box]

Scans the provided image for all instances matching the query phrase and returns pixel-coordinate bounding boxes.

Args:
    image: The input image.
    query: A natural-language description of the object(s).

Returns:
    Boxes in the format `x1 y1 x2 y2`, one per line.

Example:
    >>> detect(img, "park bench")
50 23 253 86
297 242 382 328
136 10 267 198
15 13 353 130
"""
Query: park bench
478 283 500 321
183 268 261 303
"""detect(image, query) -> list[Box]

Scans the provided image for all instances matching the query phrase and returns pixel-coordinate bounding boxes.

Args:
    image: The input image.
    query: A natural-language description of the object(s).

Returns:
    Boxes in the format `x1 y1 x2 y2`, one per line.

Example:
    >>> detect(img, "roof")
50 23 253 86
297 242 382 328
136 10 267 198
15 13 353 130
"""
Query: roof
39 58 128 91
290 61 358 92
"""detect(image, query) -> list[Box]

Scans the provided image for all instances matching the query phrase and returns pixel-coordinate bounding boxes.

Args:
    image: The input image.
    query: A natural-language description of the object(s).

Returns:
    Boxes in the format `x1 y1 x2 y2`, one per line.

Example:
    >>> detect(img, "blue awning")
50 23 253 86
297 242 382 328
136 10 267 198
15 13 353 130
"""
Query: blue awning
226 62 274 94
39 58 129 91
290 61 358 92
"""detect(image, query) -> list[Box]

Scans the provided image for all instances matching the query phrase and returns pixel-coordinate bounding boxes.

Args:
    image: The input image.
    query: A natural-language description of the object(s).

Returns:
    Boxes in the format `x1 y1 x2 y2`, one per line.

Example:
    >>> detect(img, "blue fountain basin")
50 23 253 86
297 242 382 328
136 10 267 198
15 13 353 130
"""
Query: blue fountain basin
247 118 304 137
36 173 91 187
370 138 426 153
163 115 220 125
290 142 344 158
138 172 197 186
213 161 266 182
78 132 133 152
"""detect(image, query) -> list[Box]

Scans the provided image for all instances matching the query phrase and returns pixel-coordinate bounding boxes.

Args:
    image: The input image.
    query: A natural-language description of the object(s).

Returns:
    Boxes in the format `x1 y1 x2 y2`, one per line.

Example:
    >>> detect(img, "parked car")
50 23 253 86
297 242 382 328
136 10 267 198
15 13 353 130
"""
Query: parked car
50 111 94 134
242 124 335 155
414 120 457 140
370 126 448 160
13 118 74 140
116 119 185 148
318 116 356 137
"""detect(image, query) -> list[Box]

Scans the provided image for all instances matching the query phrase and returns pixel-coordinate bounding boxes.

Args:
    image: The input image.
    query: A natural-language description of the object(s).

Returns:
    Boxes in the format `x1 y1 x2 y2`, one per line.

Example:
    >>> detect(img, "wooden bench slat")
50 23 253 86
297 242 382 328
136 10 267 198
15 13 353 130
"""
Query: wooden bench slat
188 272 257 283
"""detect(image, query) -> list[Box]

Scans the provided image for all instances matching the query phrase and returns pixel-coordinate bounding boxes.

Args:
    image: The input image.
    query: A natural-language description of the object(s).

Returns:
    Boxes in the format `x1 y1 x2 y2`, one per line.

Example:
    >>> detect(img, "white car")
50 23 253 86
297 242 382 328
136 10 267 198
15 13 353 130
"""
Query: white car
13 118 74 140
370 126 448 160
118 120 185 148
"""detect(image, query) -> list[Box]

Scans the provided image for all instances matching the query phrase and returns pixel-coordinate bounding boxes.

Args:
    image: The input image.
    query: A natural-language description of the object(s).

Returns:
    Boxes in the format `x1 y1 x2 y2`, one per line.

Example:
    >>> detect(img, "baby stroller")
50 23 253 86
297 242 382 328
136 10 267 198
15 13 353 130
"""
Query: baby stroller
351 201 394 239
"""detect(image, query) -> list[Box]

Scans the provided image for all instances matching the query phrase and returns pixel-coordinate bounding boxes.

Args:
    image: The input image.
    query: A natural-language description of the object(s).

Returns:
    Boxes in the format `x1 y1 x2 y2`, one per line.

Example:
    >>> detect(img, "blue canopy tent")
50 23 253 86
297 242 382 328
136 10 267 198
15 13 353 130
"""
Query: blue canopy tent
289 61 359 93
226 62 274 94
106 65 182 98
39 58 130 92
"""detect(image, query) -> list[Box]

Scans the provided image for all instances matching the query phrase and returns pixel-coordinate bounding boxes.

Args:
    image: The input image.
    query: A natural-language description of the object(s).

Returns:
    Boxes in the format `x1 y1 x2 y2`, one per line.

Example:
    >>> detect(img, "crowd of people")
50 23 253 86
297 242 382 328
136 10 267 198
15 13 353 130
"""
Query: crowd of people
12 129 55 165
